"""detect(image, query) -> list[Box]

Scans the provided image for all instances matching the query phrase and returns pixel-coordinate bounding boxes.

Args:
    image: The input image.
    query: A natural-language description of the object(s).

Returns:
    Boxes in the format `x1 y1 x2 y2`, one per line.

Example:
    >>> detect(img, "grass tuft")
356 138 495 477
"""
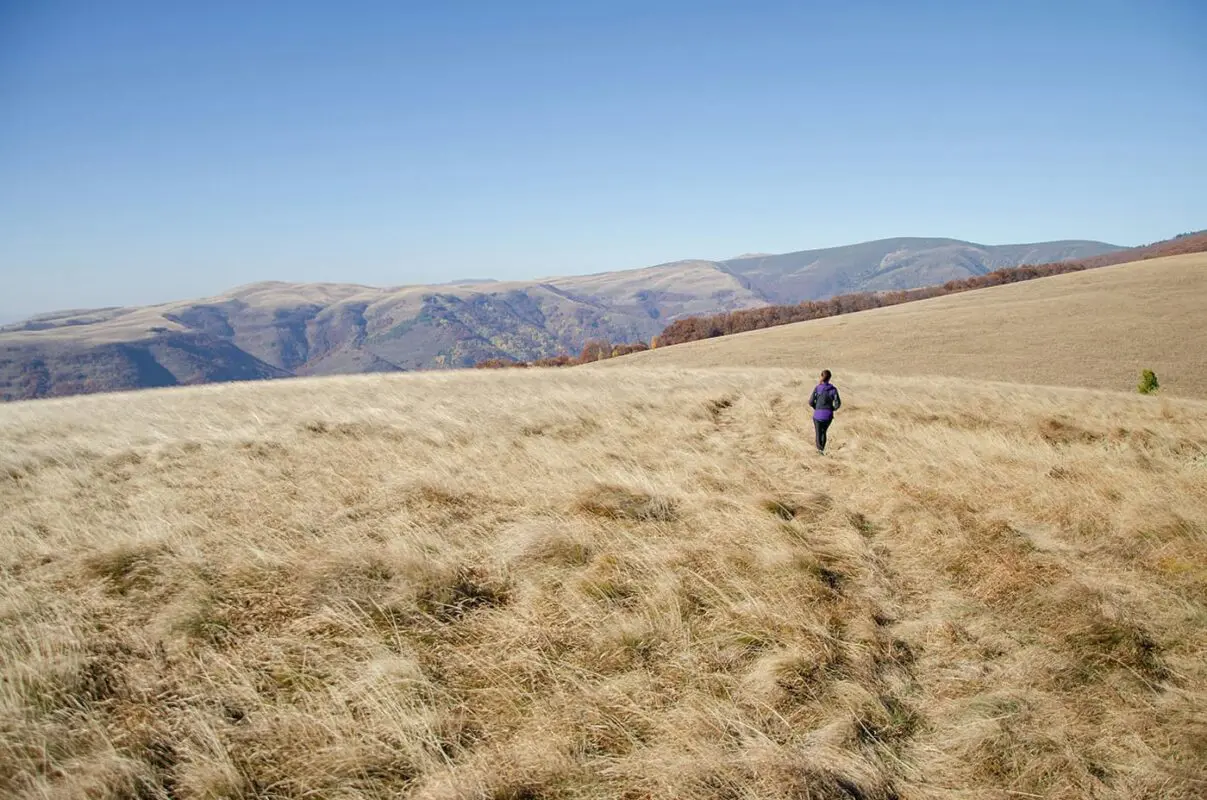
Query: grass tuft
761 497 799 520
83 542 167 594
1039 417 1103 446
573 484 678 522
416 566 511 622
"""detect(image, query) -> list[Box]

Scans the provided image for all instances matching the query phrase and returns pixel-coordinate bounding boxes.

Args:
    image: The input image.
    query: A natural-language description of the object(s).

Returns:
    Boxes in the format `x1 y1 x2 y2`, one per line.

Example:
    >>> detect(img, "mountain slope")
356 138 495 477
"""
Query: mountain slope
1 236 1120 400
3 367 1205 798
606 251 1207 398
719 237 1118 302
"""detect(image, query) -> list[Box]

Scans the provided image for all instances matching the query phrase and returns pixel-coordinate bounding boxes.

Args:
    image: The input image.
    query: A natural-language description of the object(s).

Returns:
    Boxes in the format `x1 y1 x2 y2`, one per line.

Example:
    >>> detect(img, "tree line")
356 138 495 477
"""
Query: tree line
473 339 652 369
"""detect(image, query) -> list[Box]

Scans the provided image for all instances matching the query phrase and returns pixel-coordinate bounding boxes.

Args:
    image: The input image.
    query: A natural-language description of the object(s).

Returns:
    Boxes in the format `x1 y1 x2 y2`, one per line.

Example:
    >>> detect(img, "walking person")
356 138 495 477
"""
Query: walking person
809 369 841 454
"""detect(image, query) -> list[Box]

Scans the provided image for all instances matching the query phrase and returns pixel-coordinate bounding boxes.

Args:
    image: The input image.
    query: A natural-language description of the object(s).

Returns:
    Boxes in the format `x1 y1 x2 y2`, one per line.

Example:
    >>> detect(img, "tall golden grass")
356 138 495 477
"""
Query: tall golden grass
2 368 1205 798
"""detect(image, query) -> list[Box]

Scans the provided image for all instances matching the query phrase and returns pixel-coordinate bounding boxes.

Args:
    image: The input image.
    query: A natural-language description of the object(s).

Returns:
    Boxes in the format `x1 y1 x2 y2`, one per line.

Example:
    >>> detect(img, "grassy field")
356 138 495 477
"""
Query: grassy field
615 252 1207 398
3 367 1206 799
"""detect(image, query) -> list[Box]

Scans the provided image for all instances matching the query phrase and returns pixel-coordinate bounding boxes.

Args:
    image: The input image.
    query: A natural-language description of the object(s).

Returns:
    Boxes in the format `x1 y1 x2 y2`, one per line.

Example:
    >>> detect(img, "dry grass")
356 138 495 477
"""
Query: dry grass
617 252 1207 398
2 367 1206 799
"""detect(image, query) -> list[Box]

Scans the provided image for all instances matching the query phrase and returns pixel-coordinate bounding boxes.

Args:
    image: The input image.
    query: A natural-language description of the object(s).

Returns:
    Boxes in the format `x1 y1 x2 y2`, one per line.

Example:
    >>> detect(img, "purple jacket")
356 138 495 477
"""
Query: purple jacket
809 382 841 421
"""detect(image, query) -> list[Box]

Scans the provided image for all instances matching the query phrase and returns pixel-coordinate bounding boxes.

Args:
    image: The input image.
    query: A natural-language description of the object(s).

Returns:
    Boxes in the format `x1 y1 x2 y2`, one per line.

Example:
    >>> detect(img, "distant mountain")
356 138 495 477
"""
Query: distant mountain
0 236 1122 400
719 238 1121 303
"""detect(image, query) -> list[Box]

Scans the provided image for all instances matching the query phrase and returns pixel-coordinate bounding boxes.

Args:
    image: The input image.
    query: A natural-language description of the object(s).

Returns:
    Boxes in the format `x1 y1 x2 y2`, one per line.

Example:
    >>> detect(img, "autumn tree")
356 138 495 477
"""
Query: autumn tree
579 339 612 362
611 342 649 357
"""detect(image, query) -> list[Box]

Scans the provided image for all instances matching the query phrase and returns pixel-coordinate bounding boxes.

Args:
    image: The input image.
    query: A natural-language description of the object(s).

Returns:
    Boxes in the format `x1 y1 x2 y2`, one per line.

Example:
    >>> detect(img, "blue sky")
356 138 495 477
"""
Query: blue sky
1 0 1204 320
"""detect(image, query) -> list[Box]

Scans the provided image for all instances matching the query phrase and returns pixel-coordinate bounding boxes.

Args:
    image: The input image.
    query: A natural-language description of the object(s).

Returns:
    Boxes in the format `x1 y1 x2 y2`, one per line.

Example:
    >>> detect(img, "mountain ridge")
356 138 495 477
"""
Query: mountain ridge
1 235 1121 400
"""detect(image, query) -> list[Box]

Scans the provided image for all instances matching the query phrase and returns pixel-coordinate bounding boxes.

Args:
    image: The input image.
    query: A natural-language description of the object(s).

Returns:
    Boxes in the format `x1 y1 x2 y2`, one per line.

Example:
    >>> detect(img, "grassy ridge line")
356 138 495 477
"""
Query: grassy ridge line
653 231 1207 347
2 367 1205 798
606 251 1207 398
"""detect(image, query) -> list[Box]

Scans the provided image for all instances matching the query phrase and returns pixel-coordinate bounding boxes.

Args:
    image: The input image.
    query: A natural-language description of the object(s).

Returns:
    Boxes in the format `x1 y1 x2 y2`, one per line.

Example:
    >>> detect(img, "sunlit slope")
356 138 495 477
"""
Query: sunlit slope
613 252 1207 397
3 368 1206 799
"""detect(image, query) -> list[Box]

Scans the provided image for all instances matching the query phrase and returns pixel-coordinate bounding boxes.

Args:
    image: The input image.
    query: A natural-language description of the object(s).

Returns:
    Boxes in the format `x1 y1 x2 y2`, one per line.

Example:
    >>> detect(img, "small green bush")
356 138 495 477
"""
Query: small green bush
1138 369 1160 395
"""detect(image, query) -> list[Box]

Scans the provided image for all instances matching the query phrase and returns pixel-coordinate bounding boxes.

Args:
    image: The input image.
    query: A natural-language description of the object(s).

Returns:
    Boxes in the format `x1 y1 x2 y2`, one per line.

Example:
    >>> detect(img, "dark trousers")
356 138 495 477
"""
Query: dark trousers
814 418 832 452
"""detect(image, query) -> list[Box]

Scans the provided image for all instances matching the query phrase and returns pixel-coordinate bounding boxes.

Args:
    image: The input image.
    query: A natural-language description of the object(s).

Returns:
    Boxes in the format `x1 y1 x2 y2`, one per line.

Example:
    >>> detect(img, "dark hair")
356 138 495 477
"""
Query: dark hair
820 369 831 382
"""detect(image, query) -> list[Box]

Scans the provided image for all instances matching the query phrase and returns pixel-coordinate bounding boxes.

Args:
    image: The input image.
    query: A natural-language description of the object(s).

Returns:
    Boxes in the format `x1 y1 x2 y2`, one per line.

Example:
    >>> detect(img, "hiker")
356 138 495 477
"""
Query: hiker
809 369 841 454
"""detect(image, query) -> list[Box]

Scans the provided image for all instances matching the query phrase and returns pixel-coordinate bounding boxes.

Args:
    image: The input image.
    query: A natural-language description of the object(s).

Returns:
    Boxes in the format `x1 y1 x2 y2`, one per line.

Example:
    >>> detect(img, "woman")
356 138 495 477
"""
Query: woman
808 369 842 454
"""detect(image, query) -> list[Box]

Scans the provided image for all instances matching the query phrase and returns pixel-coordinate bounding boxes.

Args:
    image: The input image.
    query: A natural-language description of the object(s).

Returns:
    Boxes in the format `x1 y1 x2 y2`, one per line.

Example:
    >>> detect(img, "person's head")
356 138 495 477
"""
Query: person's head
820 369 832 383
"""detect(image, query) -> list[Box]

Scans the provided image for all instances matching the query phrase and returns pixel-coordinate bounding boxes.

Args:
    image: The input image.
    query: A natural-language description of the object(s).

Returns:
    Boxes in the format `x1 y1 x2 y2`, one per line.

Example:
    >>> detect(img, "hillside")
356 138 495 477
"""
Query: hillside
718 237 1118 302
2 368 1205 798
0 237 1118 401
657 231 1207 348
610 252 1207 398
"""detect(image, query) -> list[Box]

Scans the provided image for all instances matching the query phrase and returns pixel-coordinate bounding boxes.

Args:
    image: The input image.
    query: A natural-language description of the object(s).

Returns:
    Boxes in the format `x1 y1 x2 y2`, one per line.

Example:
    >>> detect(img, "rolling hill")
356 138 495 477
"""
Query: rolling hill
717 236 1118 302
0 237 1119 401
2 365 1205 798
609 251 1207 398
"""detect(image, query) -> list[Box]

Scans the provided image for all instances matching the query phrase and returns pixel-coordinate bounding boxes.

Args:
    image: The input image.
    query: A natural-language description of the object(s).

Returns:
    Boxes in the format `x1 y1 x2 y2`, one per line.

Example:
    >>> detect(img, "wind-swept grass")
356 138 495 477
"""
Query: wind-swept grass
1 367 1205 798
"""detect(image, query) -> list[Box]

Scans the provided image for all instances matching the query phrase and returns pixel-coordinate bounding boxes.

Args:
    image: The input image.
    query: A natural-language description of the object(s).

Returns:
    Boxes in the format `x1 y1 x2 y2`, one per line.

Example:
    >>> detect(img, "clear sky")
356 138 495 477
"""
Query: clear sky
1 0 1204 320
